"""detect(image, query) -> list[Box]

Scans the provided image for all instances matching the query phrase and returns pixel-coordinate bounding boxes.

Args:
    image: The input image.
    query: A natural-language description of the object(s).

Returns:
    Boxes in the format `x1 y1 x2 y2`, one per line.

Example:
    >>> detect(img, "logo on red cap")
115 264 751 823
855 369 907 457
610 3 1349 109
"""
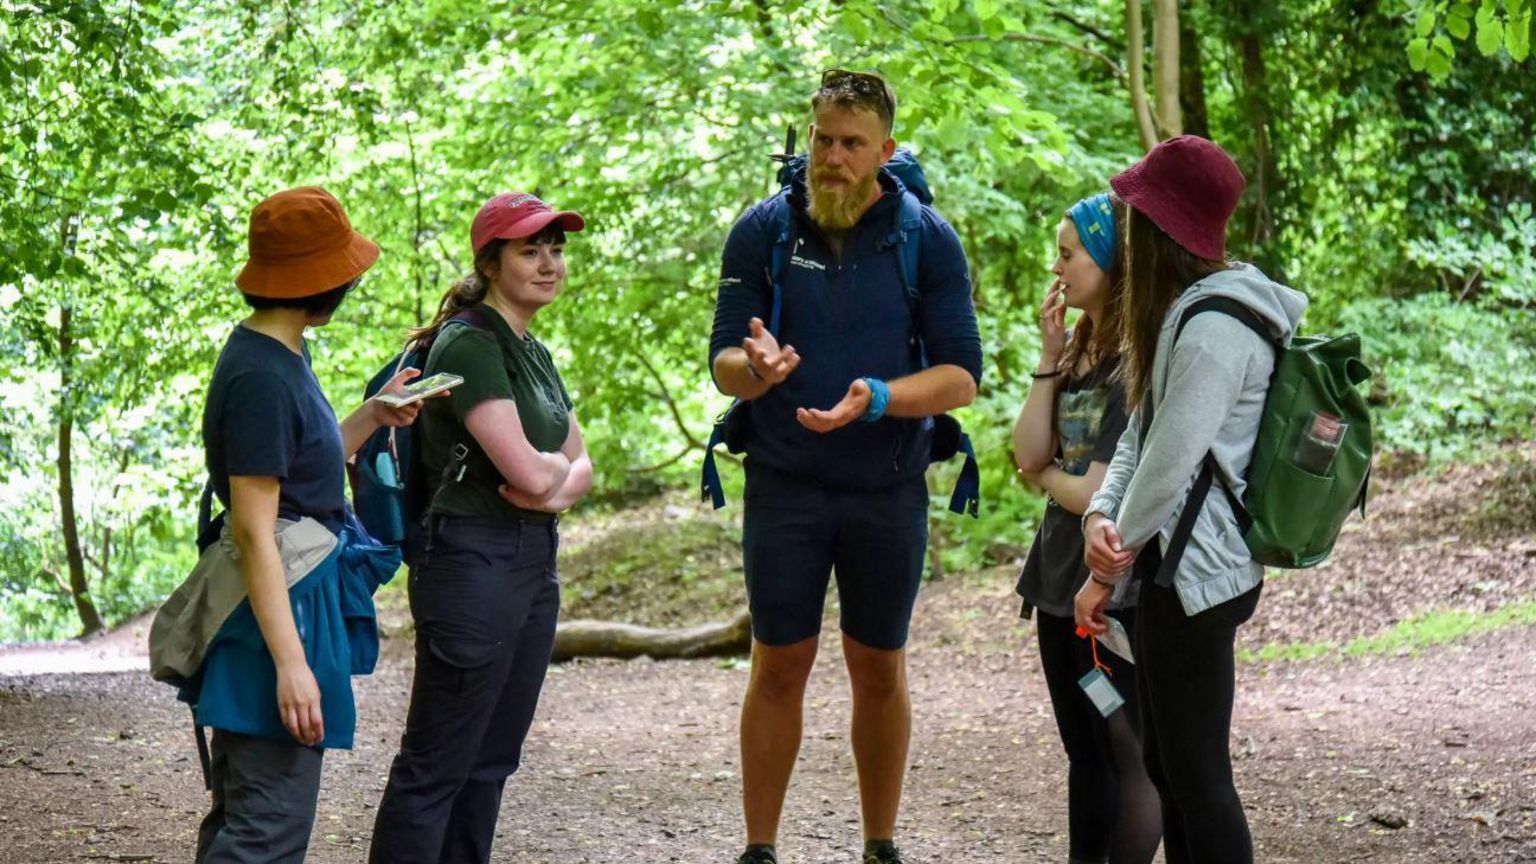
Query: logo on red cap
470 192 586 255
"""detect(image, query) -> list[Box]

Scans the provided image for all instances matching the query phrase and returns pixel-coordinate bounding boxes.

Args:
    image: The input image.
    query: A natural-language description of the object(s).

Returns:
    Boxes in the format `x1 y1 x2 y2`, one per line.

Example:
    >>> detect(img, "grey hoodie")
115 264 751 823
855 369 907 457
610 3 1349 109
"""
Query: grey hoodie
1088 264 1308 615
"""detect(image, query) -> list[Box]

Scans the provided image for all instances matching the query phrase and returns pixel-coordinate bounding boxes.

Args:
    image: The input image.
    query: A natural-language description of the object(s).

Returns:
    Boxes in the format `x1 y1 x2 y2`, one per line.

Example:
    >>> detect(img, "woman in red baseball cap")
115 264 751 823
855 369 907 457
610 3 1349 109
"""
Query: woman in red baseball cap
193 186 432 864
1073 137 1308 864
369 192 592 864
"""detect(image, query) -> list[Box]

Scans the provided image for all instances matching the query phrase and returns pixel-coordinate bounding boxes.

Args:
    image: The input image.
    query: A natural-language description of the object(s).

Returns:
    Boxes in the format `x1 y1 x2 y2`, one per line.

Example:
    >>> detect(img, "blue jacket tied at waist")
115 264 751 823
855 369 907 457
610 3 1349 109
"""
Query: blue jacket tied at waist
180 517 399 750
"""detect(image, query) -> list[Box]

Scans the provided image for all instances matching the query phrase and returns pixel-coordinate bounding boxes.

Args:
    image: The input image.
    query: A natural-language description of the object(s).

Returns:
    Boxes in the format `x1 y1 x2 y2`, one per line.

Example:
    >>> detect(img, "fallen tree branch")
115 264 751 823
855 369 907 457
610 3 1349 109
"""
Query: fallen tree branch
551 610 752 662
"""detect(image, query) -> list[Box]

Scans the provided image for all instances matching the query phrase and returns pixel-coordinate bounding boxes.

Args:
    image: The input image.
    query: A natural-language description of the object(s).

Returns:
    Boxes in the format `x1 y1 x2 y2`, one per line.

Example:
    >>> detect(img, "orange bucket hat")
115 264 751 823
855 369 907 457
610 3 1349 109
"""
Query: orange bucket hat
235 186 380 298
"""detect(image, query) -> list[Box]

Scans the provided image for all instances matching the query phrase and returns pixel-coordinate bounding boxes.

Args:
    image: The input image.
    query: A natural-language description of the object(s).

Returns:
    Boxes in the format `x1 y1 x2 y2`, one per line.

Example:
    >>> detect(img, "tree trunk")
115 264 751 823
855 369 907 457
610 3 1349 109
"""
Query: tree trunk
1236 29 1280 265
1179 0 1211 139
57 305 105 638
550 610 752 662
1152 0 1183 138
1126 0 1159 150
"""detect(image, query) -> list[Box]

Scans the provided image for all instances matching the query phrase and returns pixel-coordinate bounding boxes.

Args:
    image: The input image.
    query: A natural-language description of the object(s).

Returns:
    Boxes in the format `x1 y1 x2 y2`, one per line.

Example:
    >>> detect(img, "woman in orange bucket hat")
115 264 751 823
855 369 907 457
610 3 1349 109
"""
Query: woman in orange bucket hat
191 186 435 863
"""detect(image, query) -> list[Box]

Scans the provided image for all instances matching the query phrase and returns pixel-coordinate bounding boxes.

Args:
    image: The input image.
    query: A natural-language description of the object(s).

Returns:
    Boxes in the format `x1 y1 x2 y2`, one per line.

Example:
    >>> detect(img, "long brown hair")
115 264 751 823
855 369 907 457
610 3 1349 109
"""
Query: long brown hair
409 239 507 346
1118 207 1228 407
1059 199 1128 377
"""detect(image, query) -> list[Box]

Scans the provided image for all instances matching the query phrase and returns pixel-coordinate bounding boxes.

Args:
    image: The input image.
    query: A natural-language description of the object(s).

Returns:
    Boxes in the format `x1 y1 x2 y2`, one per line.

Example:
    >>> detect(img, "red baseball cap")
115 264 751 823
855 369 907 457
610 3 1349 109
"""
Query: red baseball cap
1110 135 1245 261
470 192 585 255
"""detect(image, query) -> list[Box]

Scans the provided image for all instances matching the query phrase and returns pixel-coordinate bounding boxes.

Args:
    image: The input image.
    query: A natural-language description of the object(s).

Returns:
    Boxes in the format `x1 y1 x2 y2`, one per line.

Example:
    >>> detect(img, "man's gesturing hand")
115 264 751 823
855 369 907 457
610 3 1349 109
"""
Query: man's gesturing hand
796 378 874 433
742 317 801 385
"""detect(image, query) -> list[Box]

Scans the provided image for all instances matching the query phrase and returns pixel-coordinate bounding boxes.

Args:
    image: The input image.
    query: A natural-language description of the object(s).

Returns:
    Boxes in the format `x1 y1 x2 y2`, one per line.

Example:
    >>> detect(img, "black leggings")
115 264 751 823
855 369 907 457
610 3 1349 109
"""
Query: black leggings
1134 548 1262 864
1036 610 1161 864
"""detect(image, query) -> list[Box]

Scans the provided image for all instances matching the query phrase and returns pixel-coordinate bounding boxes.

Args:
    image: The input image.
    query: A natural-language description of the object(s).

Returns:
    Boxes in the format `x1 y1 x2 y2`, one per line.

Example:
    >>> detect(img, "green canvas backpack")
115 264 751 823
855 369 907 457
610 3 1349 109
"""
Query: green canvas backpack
1149 296 1373 586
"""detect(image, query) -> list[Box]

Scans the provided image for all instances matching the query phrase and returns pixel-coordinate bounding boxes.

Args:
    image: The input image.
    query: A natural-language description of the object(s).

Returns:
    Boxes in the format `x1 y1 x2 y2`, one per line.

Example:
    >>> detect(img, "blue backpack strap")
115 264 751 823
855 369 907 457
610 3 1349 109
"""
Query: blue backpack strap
702 194 794 510
701 423 727 510
948 432 980 518
894 190 923 307
765 191 793 336
888 191 980 517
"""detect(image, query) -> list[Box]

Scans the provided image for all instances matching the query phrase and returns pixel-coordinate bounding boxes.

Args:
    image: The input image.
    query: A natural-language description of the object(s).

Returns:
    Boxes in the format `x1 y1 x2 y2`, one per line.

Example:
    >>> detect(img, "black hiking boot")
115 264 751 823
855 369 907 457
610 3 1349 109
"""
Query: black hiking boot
861 842 905 864
736 846 778 864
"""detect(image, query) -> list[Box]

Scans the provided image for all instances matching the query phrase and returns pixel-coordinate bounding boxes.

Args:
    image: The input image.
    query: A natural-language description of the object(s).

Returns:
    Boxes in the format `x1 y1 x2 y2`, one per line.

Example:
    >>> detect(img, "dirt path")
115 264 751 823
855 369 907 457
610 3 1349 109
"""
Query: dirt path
2 452 1533 862
2 597 1533 863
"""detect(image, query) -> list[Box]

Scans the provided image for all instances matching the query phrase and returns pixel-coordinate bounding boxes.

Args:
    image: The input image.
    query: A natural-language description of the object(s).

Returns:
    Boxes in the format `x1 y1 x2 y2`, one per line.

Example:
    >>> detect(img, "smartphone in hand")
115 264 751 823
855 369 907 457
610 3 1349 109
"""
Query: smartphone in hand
374 372 463 407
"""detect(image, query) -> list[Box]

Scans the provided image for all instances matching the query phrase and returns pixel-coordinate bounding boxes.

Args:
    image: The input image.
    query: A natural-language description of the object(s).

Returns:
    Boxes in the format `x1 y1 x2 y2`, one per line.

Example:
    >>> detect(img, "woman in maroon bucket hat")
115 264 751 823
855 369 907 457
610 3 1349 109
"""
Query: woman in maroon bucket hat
1072 137 1310 864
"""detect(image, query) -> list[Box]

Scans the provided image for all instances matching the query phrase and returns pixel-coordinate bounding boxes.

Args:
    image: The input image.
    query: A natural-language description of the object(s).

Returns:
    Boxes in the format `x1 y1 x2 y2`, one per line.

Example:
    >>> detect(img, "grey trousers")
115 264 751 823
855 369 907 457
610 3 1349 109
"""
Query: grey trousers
195 729 324 864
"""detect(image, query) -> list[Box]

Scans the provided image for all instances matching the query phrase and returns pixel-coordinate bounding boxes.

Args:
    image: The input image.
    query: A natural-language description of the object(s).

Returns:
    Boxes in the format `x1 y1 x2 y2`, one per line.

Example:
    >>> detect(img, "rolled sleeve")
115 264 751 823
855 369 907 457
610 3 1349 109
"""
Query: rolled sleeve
709 203 774 378
915 213 982 384
433 330 514 423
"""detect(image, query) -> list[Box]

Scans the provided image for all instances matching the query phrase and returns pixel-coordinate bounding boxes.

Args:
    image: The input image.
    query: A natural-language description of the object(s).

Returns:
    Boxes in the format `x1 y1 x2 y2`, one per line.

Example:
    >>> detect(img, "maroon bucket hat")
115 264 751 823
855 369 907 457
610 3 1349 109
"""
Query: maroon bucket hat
1110 135 1245 261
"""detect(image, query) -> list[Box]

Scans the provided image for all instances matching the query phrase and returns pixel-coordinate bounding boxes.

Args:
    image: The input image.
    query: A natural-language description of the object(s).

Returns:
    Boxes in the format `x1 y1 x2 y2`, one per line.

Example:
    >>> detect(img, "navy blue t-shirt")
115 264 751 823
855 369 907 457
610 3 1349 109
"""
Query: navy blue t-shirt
202 325 346 533
709 169 983 490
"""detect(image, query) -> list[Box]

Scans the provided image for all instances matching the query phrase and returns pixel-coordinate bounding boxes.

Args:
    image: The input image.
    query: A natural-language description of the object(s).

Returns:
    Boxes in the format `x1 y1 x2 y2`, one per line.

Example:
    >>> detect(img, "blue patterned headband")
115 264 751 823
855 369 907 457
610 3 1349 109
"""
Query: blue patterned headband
1068 193 1117 273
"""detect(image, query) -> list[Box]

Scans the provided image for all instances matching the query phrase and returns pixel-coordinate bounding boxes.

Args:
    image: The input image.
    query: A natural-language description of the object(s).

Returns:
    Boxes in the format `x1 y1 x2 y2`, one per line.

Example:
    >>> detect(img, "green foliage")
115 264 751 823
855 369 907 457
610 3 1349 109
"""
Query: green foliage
1406 202 1536 305
1407 0 1533 76
1337 293 1536 461
560 512 745 627
1 0 1530 638
1242 600 1536 662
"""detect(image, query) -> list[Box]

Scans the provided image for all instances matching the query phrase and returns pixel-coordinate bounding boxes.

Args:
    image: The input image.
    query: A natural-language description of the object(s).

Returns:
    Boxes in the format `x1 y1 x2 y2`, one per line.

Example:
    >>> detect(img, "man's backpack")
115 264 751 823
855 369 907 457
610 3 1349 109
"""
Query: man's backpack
1149 297 1374 587
700 138 979 516
352 307 491 546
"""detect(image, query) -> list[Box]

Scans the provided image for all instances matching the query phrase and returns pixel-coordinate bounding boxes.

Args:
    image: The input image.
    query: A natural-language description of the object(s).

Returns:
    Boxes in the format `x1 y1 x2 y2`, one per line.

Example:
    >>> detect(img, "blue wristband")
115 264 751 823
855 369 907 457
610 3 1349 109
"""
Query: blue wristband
860 377 891 423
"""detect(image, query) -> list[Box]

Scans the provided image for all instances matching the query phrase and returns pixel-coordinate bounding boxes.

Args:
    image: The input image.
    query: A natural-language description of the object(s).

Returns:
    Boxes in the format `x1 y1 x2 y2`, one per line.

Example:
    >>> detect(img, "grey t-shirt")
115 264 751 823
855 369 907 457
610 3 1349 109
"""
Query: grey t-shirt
1016 360 1133 619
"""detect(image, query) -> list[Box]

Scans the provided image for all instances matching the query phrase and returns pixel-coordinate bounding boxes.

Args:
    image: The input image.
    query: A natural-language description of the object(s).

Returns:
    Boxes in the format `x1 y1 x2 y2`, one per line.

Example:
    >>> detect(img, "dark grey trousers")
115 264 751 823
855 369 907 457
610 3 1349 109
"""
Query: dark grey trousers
195 729 324 864
369 515 561 864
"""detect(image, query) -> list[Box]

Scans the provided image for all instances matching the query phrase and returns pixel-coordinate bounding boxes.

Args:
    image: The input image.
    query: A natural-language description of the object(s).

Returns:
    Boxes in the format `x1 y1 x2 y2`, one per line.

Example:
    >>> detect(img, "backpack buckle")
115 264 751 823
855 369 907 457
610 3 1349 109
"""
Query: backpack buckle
450 443 470 483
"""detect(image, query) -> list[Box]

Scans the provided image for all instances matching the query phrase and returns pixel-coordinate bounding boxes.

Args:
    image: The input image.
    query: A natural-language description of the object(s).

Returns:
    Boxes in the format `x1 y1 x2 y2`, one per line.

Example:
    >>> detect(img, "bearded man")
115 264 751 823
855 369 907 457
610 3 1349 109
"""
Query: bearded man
708 70 983 864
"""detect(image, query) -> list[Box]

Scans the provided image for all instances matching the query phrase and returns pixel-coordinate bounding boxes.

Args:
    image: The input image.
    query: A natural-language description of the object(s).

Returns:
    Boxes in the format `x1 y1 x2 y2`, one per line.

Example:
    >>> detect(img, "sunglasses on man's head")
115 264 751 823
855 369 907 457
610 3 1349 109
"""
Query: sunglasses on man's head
820 68 895 117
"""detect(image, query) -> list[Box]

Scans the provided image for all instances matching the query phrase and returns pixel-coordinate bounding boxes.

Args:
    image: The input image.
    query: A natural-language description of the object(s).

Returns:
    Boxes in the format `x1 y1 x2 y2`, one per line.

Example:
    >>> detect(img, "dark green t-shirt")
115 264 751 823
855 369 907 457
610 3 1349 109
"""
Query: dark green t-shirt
418 305 573 522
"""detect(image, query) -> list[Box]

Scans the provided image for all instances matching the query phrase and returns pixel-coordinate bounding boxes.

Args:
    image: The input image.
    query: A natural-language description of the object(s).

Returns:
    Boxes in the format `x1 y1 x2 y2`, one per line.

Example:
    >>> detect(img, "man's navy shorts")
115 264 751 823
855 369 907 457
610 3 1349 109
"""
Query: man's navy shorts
741 460 929 651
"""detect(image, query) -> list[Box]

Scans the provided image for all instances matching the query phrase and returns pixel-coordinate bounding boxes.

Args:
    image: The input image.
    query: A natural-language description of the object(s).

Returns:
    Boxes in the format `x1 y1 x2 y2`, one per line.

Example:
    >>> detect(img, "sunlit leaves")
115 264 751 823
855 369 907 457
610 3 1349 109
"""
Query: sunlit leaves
1406 0 1532 75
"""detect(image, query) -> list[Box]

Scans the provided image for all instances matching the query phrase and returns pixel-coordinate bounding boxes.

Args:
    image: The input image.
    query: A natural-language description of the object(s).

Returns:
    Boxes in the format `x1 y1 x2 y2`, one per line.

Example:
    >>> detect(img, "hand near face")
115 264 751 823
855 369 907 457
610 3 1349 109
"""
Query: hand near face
1038 279 1068 366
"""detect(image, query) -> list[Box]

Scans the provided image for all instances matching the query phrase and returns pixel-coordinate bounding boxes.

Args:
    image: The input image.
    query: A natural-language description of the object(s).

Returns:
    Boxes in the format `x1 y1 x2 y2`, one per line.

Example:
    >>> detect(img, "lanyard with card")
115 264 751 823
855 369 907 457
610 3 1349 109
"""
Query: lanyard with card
1075 625 1126 718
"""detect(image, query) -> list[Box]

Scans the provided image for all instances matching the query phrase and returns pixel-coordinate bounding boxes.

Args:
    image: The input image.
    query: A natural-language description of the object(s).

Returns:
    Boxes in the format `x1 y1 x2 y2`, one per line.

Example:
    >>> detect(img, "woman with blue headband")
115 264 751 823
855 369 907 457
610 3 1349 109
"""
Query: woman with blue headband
1011 193 1162 864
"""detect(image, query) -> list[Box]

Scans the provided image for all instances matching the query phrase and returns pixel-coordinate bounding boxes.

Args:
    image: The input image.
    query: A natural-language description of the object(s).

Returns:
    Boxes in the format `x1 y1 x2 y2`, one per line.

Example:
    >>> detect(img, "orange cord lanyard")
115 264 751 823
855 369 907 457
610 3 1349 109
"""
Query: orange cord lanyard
1076 625 1113 676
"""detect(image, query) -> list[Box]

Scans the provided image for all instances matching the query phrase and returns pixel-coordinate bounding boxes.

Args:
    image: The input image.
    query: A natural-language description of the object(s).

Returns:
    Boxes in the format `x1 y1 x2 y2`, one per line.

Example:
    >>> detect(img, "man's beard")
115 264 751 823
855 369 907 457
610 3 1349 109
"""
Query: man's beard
807 167 878 231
